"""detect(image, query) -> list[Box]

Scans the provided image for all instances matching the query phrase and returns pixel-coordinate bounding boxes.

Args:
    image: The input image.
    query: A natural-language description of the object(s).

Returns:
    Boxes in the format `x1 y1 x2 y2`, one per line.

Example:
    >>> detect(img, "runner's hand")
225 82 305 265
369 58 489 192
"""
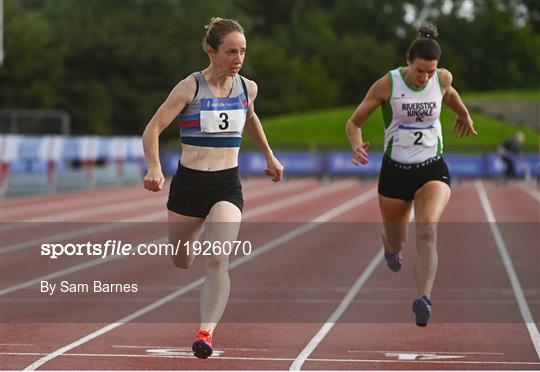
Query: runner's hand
453 115 477 138
144 167 165 192
352 142 370 165
264 154 284 182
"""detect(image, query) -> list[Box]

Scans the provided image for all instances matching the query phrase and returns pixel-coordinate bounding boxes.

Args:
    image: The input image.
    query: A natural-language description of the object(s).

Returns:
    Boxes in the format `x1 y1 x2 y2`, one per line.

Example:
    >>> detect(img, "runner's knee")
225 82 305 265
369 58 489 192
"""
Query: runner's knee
416 223 437 248
171 255 193 270
204 255 229 273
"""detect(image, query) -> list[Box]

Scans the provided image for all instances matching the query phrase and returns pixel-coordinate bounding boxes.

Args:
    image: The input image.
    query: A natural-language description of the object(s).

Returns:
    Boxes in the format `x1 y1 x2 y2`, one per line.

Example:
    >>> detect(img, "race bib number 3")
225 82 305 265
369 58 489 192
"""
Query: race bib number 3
398 125 437 147
200 97 246 133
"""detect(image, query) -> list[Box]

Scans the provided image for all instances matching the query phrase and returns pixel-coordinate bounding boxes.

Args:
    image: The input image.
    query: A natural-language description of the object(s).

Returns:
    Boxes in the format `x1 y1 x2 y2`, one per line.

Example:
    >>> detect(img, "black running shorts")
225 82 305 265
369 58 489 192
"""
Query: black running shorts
378 156 451 202
167 162 244 218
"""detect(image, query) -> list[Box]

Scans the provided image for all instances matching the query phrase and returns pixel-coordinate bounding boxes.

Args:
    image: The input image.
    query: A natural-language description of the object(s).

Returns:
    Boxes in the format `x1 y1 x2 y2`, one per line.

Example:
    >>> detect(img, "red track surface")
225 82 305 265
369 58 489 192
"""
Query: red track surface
0 178 539 370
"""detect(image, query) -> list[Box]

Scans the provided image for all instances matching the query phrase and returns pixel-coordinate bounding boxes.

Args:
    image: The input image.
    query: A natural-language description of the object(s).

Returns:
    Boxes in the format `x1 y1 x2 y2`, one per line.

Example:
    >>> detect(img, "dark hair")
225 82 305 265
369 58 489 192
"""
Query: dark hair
202 17 244 52
407 23 441 62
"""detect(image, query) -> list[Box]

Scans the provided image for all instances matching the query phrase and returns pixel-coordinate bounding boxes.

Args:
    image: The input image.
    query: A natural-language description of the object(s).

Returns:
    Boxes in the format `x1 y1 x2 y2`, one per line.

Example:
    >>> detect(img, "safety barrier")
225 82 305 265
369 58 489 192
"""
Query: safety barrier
162 151 539 180
0 134 145 196
1 133 537 197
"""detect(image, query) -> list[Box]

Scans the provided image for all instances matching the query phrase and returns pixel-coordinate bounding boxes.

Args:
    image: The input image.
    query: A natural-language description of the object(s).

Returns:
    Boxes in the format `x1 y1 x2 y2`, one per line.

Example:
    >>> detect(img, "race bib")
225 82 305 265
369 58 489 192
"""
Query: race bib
200 97 246 133
398 124 437 148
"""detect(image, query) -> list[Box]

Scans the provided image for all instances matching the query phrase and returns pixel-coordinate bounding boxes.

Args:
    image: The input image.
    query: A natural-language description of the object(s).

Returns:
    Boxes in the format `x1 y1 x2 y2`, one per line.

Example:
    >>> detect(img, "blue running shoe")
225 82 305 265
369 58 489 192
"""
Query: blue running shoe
192 330 213 359
412 295 432 327
384 251 402 272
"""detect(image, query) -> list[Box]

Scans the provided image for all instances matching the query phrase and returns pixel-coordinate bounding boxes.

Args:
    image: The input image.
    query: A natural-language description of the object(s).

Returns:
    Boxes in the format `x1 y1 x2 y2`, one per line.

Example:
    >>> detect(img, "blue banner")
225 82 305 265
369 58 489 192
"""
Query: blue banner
161 153 181 175
326 152 382 175
444 154 486 177
238 152 324 175
160 150 539 179
522 154 540 177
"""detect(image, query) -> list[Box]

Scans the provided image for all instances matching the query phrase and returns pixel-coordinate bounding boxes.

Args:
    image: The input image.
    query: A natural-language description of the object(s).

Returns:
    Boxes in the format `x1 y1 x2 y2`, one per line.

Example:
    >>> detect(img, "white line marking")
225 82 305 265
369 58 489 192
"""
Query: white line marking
244 179 312 199
3 351 270 363
517 183 540 203
1 197 166 230
243 179 356 219
385 352 464 360
4 352 540 365
22 187 378 370
1 179 357 254
0 236 165 296
0 178 268 217
289 248 384 370
1 191 154 218
1 181 363 296
113 345 269 351
1 179 307 224
3 182 278 222
302 358 540 365
2 220 152 254
145 348 225 356
475 180 540 360
0 343 34 346
348 350 504 355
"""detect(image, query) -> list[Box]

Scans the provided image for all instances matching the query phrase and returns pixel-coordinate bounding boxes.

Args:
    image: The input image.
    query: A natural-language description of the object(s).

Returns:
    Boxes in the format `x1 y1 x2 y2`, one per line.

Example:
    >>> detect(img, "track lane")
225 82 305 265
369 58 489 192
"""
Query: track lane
1 180 538 370
478 181 540 358
0 179 357 289
296 180 539 370
2 178 378 370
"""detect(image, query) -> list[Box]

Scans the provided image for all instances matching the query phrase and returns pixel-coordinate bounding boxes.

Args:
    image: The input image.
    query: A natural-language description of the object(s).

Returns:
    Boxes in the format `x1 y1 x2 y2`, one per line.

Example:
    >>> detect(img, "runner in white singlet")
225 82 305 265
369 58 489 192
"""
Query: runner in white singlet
345 23 477 327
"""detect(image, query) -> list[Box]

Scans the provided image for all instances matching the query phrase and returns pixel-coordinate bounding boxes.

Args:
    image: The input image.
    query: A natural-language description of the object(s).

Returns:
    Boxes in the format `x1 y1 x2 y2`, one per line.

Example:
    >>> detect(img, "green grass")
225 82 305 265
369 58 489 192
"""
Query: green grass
245 105 539 153
462 90 539 101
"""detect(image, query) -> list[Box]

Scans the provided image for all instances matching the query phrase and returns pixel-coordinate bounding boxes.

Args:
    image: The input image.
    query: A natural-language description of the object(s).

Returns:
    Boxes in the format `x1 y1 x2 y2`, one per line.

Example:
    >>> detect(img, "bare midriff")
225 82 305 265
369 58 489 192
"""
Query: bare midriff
180 143 239 171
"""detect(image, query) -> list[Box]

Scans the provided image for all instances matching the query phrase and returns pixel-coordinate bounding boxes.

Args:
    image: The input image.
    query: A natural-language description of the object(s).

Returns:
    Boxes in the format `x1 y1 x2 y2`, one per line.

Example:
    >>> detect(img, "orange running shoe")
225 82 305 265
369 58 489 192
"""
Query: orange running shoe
192 330 213 359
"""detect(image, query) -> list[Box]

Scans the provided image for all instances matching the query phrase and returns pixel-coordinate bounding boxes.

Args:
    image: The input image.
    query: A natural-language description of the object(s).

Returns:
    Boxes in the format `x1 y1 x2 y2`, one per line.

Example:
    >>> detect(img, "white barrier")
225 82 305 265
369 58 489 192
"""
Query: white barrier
0 134 22 196
1 134 145 196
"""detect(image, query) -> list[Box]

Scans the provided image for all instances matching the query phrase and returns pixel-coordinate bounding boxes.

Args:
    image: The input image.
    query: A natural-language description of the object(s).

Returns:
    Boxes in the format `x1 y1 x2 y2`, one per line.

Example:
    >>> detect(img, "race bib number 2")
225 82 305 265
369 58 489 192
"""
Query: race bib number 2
398 124 438 147
200 97 246 133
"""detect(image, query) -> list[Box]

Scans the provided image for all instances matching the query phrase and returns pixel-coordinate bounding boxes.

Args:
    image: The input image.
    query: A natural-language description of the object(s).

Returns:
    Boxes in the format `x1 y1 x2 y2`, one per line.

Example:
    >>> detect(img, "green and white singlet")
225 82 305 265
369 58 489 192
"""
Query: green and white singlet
381 68 444 164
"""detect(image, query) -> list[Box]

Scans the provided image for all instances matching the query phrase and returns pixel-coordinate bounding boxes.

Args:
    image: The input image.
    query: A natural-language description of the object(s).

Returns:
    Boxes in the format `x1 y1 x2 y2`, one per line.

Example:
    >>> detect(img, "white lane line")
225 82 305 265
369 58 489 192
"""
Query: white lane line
475 180 540 360
11 178 305 224
289 248 384 370
4 352 540 365
243 179 357 219
1 180 300 230
0 343 34 346
113 345 269 351
1 196 166 229
300 358 540 366
22 187 378 371
517 183 540 203
0 182 362 297
118 179 329 222
0 236 165 297
8 352 289 360
348 350 504 355
0 178 265 216
7 297 538 306
2 220 153 254
1 179 304 222
1 179 339 254
245 179 313 199
0 178 274 216
0 190 151 218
